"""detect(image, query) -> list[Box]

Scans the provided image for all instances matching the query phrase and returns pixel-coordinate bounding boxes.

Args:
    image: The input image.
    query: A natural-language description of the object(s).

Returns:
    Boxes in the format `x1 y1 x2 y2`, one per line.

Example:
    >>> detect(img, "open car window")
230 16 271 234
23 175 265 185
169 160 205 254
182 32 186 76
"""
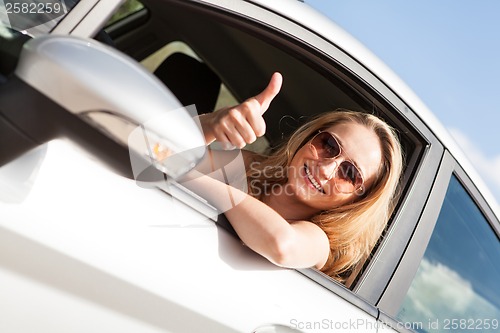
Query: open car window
105 0 430 289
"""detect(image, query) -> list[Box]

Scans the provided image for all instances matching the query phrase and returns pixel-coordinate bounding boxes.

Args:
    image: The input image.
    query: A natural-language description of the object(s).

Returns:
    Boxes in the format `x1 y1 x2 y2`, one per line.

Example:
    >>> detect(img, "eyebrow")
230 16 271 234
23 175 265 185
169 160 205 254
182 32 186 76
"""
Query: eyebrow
330 133 365 179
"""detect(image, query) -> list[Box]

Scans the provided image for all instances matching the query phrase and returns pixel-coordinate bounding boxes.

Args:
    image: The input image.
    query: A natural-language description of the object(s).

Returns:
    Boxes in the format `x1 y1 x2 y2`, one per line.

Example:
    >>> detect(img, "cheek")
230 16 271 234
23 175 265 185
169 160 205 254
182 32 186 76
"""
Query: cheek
323 186 360 206
291 144 311 162
288 152 306 177
363 164 385 194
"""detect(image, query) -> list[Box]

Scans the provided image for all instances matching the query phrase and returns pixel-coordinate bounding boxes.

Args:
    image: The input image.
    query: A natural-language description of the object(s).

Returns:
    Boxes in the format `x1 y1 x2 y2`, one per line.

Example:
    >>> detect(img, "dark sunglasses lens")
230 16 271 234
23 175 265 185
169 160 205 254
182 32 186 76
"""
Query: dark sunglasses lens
336 162 363 193
311 132 340 158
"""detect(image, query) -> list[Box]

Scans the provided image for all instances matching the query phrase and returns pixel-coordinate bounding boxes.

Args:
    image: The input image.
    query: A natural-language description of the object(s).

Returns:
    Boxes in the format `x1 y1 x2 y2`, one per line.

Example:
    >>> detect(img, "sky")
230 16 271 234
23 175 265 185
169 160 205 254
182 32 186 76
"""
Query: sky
305 0 500 208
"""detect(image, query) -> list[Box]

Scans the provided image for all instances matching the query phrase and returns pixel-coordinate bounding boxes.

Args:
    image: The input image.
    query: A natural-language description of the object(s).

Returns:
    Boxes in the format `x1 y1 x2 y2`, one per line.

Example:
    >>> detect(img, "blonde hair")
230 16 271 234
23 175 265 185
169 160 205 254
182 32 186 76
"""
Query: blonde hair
247 110 403 282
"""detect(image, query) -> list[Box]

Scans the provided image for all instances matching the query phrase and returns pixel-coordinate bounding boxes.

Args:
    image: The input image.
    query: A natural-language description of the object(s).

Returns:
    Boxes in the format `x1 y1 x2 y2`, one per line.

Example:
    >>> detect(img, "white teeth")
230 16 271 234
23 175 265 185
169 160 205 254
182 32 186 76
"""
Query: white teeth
305 165 324 193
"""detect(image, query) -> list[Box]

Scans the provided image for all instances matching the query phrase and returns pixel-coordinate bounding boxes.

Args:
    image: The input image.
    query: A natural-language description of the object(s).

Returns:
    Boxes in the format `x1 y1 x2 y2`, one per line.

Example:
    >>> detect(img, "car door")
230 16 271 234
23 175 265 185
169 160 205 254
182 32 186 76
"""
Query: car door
1 1 383 332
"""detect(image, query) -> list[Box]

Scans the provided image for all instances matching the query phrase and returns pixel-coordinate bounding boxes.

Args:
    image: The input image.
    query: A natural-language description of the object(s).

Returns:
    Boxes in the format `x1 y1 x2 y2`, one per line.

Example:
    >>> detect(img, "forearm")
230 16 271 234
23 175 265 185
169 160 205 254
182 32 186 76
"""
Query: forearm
177 164 324 269
179 172 290 264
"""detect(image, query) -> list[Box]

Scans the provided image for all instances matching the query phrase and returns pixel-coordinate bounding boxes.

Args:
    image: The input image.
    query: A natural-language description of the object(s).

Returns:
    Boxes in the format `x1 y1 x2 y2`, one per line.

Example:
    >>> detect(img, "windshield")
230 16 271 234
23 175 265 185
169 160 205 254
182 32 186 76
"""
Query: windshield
0 0 79 37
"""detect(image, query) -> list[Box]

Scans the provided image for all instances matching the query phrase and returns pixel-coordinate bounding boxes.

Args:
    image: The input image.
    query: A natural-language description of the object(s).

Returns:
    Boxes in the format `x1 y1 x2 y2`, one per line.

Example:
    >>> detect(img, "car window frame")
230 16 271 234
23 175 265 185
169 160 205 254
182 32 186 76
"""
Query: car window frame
378 149 500 326
52 0 124 37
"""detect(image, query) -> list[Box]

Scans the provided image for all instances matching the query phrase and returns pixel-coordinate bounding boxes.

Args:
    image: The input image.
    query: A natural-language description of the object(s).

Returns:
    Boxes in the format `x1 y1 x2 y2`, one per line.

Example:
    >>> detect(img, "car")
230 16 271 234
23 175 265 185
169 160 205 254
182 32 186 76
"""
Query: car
1 0 499 332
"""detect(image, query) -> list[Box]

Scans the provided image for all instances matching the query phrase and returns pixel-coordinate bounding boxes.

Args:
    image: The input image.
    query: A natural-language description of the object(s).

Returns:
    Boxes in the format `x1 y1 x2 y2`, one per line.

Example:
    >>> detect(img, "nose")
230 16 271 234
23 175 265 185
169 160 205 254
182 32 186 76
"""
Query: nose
317 157 341 181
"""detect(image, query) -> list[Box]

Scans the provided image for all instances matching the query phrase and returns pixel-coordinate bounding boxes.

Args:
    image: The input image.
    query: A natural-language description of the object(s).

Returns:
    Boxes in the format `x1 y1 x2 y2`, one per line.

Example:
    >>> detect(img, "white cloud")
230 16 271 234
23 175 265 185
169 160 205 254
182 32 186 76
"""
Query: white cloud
447 128 500 208
400 258 500 326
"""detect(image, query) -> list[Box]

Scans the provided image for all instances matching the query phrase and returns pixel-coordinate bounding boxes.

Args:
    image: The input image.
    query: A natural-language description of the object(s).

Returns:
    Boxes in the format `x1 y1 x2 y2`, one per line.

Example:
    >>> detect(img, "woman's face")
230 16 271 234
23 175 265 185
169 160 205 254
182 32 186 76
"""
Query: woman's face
286 122 383 211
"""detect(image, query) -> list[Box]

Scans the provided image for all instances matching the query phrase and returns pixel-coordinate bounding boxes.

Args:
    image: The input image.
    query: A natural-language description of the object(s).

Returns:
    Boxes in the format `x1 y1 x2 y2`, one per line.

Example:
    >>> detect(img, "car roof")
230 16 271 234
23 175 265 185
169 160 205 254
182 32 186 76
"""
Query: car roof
246 0 500 217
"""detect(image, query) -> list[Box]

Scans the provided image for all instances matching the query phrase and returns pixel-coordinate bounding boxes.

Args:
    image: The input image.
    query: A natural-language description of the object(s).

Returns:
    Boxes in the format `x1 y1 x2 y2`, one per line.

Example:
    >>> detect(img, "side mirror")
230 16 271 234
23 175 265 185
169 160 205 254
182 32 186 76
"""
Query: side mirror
10 35 205 179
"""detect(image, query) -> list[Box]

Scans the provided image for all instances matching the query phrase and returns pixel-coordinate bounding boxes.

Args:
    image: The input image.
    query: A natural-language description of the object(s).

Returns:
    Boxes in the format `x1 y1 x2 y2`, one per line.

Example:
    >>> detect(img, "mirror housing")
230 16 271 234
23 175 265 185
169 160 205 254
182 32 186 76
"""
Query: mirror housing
9 35 205 179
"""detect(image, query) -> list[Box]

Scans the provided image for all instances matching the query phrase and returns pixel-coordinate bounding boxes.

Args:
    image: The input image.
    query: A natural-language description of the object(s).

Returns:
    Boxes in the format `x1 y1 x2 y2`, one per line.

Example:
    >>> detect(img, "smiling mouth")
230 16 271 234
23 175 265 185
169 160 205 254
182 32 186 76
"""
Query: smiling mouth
304 164 325 194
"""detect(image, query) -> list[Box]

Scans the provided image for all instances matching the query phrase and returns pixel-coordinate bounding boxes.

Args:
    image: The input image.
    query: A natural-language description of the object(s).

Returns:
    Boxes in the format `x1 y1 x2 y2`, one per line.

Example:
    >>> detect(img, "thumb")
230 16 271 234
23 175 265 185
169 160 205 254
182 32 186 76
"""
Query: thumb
254 72 283 113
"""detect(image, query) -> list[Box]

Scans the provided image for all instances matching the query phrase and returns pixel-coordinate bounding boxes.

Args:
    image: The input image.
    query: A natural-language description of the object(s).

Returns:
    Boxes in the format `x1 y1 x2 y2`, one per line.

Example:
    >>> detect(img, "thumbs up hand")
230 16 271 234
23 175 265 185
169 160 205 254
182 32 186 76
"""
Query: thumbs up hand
199 72 283 149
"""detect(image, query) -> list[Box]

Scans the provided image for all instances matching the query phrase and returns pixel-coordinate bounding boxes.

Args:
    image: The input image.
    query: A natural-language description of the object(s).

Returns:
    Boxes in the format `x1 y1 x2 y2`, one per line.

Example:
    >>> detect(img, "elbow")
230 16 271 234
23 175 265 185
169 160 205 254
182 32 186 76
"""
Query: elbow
267 231 296 267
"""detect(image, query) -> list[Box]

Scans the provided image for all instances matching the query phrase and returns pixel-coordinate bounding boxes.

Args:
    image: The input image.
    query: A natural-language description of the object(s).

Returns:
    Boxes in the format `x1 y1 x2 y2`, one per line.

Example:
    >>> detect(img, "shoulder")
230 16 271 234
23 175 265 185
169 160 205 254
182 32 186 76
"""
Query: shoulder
289 220 330 269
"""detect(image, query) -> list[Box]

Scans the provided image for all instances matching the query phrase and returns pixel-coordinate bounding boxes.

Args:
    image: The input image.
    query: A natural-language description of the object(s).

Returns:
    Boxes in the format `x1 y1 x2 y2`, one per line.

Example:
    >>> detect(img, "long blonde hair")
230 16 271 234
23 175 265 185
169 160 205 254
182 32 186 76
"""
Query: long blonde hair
247 110 403 282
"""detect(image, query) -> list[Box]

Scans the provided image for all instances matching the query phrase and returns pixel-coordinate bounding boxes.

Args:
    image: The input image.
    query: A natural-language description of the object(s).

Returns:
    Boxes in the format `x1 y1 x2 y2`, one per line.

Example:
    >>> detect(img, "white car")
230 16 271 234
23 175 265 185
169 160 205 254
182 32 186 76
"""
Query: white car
1 0 499 332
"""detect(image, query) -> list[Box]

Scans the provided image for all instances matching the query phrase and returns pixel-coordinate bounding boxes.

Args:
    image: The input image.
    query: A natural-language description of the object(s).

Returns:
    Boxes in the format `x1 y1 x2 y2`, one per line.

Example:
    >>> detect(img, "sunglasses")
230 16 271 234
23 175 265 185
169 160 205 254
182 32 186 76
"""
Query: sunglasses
309 131 365 194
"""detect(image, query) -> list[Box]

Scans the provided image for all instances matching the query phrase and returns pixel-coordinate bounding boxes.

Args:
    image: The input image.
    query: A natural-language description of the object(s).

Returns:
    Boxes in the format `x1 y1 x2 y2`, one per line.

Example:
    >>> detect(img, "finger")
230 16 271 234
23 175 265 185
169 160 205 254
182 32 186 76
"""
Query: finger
225 127 247 149
234 120 258 144
228 102 265 139
253 72 283 113
216 119 247 149
213 131 237 150
224 106 258 144
246 112 266 137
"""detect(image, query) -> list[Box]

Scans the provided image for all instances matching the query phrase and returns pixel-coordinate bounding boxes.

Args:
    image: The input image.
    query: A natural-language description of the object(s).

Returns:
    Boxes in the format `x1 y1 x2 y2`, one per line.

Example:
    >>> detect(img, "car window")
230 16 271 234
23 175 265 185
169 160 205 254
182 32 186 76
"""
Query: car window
106 0 144 26
104 0 429 289
110 0 425 162
398 175 500 332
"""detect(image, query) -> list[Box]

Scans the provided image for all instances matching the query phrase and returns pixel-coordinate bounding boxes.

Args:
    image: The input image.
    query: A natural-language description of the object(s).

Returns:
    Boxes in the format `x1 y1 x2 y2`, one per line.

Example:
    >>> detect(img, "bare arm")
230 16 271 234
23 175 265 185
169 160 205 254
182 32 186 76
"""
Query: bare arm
224 192 330 269
178 156 330 269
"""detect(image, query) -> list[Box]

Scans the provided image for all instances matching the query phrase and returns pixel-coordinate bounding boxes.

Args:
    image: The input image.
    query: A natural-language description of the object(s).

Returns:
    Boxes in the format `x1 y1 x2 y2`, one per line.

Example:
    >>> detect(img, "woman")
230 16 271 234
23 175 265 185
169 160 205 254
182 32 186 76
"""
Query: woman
187 72 403 282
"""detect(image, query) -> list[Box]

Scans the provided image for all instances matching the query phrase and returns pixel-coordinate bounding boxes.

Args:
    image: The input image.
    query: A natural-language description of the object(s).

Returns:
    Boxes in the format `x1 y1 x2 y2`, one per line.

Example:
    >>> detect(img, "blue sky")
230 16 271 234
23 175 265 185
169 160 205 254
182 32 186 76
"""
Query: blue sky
305 0 500 207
